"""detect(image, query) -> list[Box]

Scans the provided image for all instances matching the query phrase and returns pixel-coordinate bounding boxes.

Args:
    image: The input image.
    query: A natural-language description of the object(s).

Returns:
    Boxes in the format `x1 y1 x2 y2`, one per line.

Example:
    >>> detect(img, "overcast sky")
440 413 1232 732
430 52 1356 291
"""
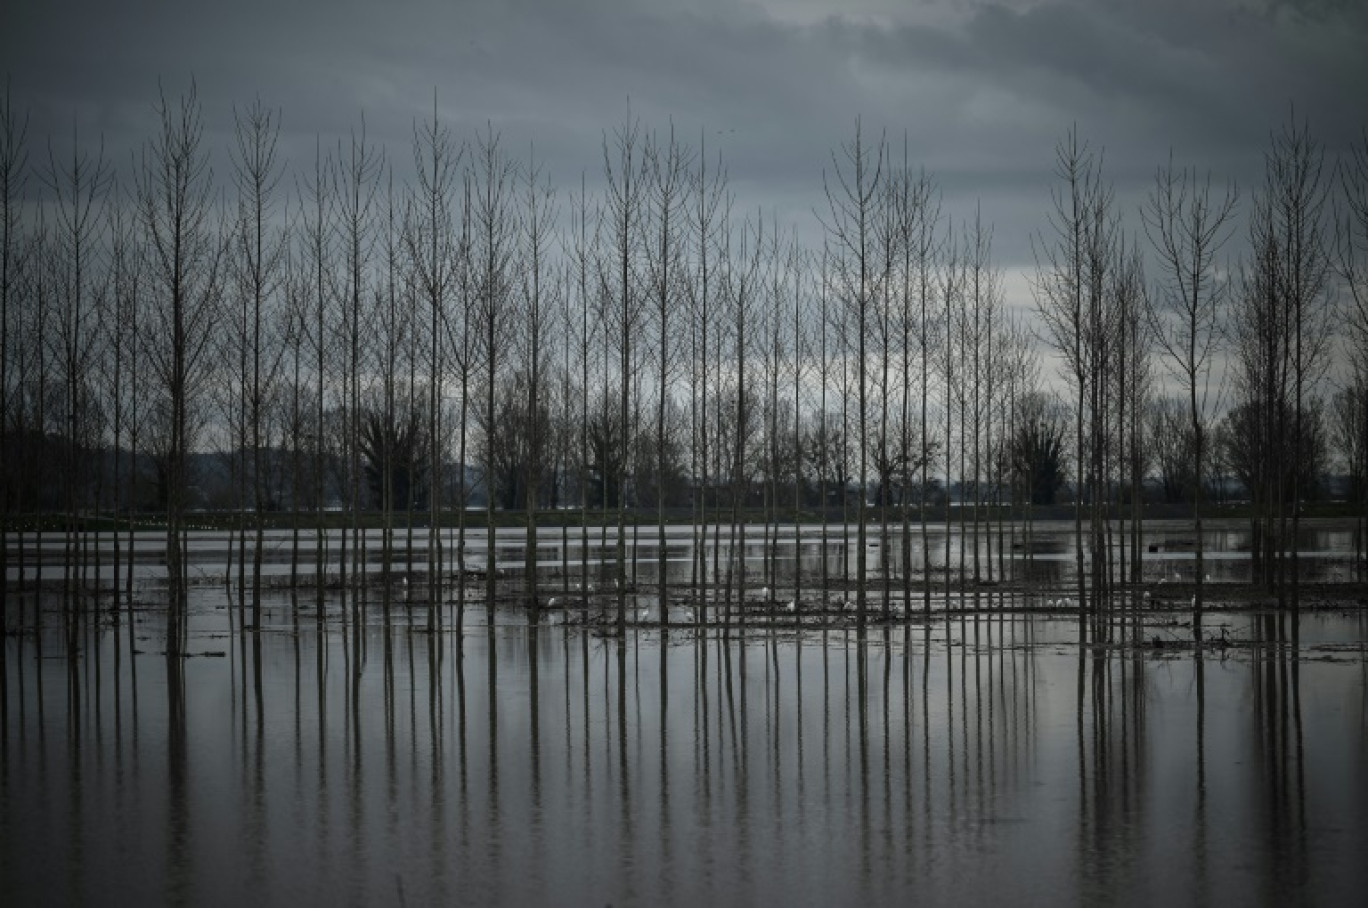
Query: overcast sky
6 0 1366 342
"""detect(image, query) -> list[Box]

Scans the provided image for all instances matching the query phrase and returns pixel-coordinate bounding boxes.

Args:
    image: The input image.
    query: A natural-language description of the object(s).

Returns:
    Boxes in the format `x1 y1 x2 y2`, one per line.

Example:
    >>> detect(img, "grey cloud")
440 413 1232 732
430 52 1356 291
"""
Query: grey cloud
3 0 1363 271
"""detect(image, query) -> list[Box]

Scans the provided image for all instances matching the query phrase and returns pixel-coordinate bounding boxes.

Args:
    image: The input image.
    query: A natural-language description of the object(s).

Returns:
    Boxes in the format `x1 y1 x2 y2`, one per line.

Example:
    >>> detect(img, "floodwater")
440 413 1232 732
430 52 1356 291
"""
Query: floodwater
5 516 1364 590
2 528 1367 905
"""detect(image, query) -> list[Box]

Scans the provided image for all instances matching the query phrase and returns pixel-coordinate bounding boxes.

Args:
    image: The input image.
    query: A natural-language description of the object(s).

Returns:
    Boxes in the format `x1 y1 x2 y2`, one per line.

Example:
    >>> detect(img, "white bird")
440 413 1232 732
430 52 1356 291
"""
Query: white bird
1143 591 1151 600
1174 572 1181 581
1205 574 1211 582
786 599 797 613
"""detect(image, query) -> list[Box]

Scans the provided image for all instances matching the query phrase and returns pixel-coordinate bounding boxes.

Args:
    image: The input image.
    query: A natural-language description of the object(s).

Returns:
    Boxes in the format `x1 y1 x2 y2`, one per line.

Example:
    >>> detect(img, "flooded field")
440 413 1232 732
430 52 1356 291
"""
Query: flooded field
2 524 1367 905
5 517 1365 591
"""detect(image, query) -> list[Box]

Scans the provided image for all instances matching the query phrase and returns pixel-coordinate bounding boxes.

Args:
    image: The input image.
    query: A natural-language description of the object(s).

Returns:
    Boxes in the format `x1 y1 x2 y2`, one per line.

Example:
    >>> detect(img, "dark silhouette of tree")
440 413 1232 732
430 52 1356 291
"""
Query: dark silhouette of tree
1334 128 1368 576
1216 396 1328 508
517 147 556 619
1142 151 1237 631
602 110 647 633
1032 126 1111 615
136 81 224 647
1330 383 1367 576
585 388 627 509
822 120 884 632
1233 112 1333 607
407 95 460 614
228 96 286 624
470 124 517 620
332 119 382 614
684 137 726 619
0 81 28 647
359 406 427 511
1146 398 1199 504
644 125 688 624
44 113 110 609
1009 392 1068 506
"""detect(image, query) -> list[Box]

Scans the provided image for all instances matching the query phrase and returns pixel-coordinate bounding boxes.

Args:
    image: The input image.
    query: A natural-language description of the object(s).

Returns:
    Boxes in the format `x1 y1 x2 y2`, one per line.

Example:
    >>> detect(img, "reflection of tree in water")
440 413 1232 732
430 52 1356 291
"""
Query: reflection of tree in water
1249 613 1308 903
1072 616 1150 903
5 592 1365 904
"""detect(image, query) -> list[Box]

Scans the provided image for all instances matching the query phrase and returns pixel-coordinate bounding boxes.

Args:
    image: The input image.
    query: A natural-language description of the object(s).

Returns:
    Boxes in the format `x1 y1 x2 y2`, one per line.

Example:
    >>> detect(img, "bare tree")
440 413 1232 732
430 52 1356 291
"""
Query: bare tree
1142 152 1236 634
602 111 647 634
1247 112 1334 609
821 120 885 632
282 234 308 592
1330 383 1367 576
872 173 897 616
1112 240 1149 586
760 214 788 607
1146 397 1197 504
995 316 1037 580
229 97 287 625
813 244 834 600
373 165 406 615
434 172 475 631
786 241 809 601
964 206 1001 586
407 97 460 620
137 81 224 647
332 120 382 613
898 167 940 615
1233 196 1290 589
518 146 557 620
296 138 333 610
44 116 110 610
718 210 763 626
0 79 28 715
470 124 518 622
1032 127 1108 615
18 219 53 598
104 184 142 614
940 229 963 606
685 137 726 619
644 125 689 623
564 174 600 601
1334 128 1368 576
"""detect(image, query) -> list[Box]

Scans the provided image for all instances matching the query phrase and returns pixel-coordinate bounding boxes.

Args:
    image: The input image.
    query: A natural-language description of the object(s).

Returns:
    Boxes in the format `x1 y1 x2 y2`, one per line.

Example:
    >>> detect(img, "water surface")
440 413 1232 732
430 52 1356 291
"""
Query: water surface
3 590 1366 906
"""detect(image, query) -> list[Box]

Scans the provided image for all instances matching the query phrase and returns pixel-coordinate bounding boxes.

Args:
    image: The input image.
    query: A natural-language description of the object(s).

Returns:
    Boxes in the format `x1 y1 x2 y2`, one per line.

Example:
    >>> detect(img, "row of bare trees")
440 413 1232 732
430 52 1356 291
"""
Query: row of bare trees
1030 114 1368 637
2 85 1366 639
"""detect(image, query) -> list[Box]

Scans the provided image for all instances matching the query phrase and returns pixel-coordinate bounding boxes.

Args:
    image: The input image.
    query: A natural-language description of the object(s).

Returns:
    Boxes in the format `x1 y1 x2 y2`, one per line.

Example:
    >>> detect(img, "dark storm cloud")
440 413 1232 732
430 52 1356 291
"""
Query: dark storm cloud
4 0 1364 268
832 1 1366 169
